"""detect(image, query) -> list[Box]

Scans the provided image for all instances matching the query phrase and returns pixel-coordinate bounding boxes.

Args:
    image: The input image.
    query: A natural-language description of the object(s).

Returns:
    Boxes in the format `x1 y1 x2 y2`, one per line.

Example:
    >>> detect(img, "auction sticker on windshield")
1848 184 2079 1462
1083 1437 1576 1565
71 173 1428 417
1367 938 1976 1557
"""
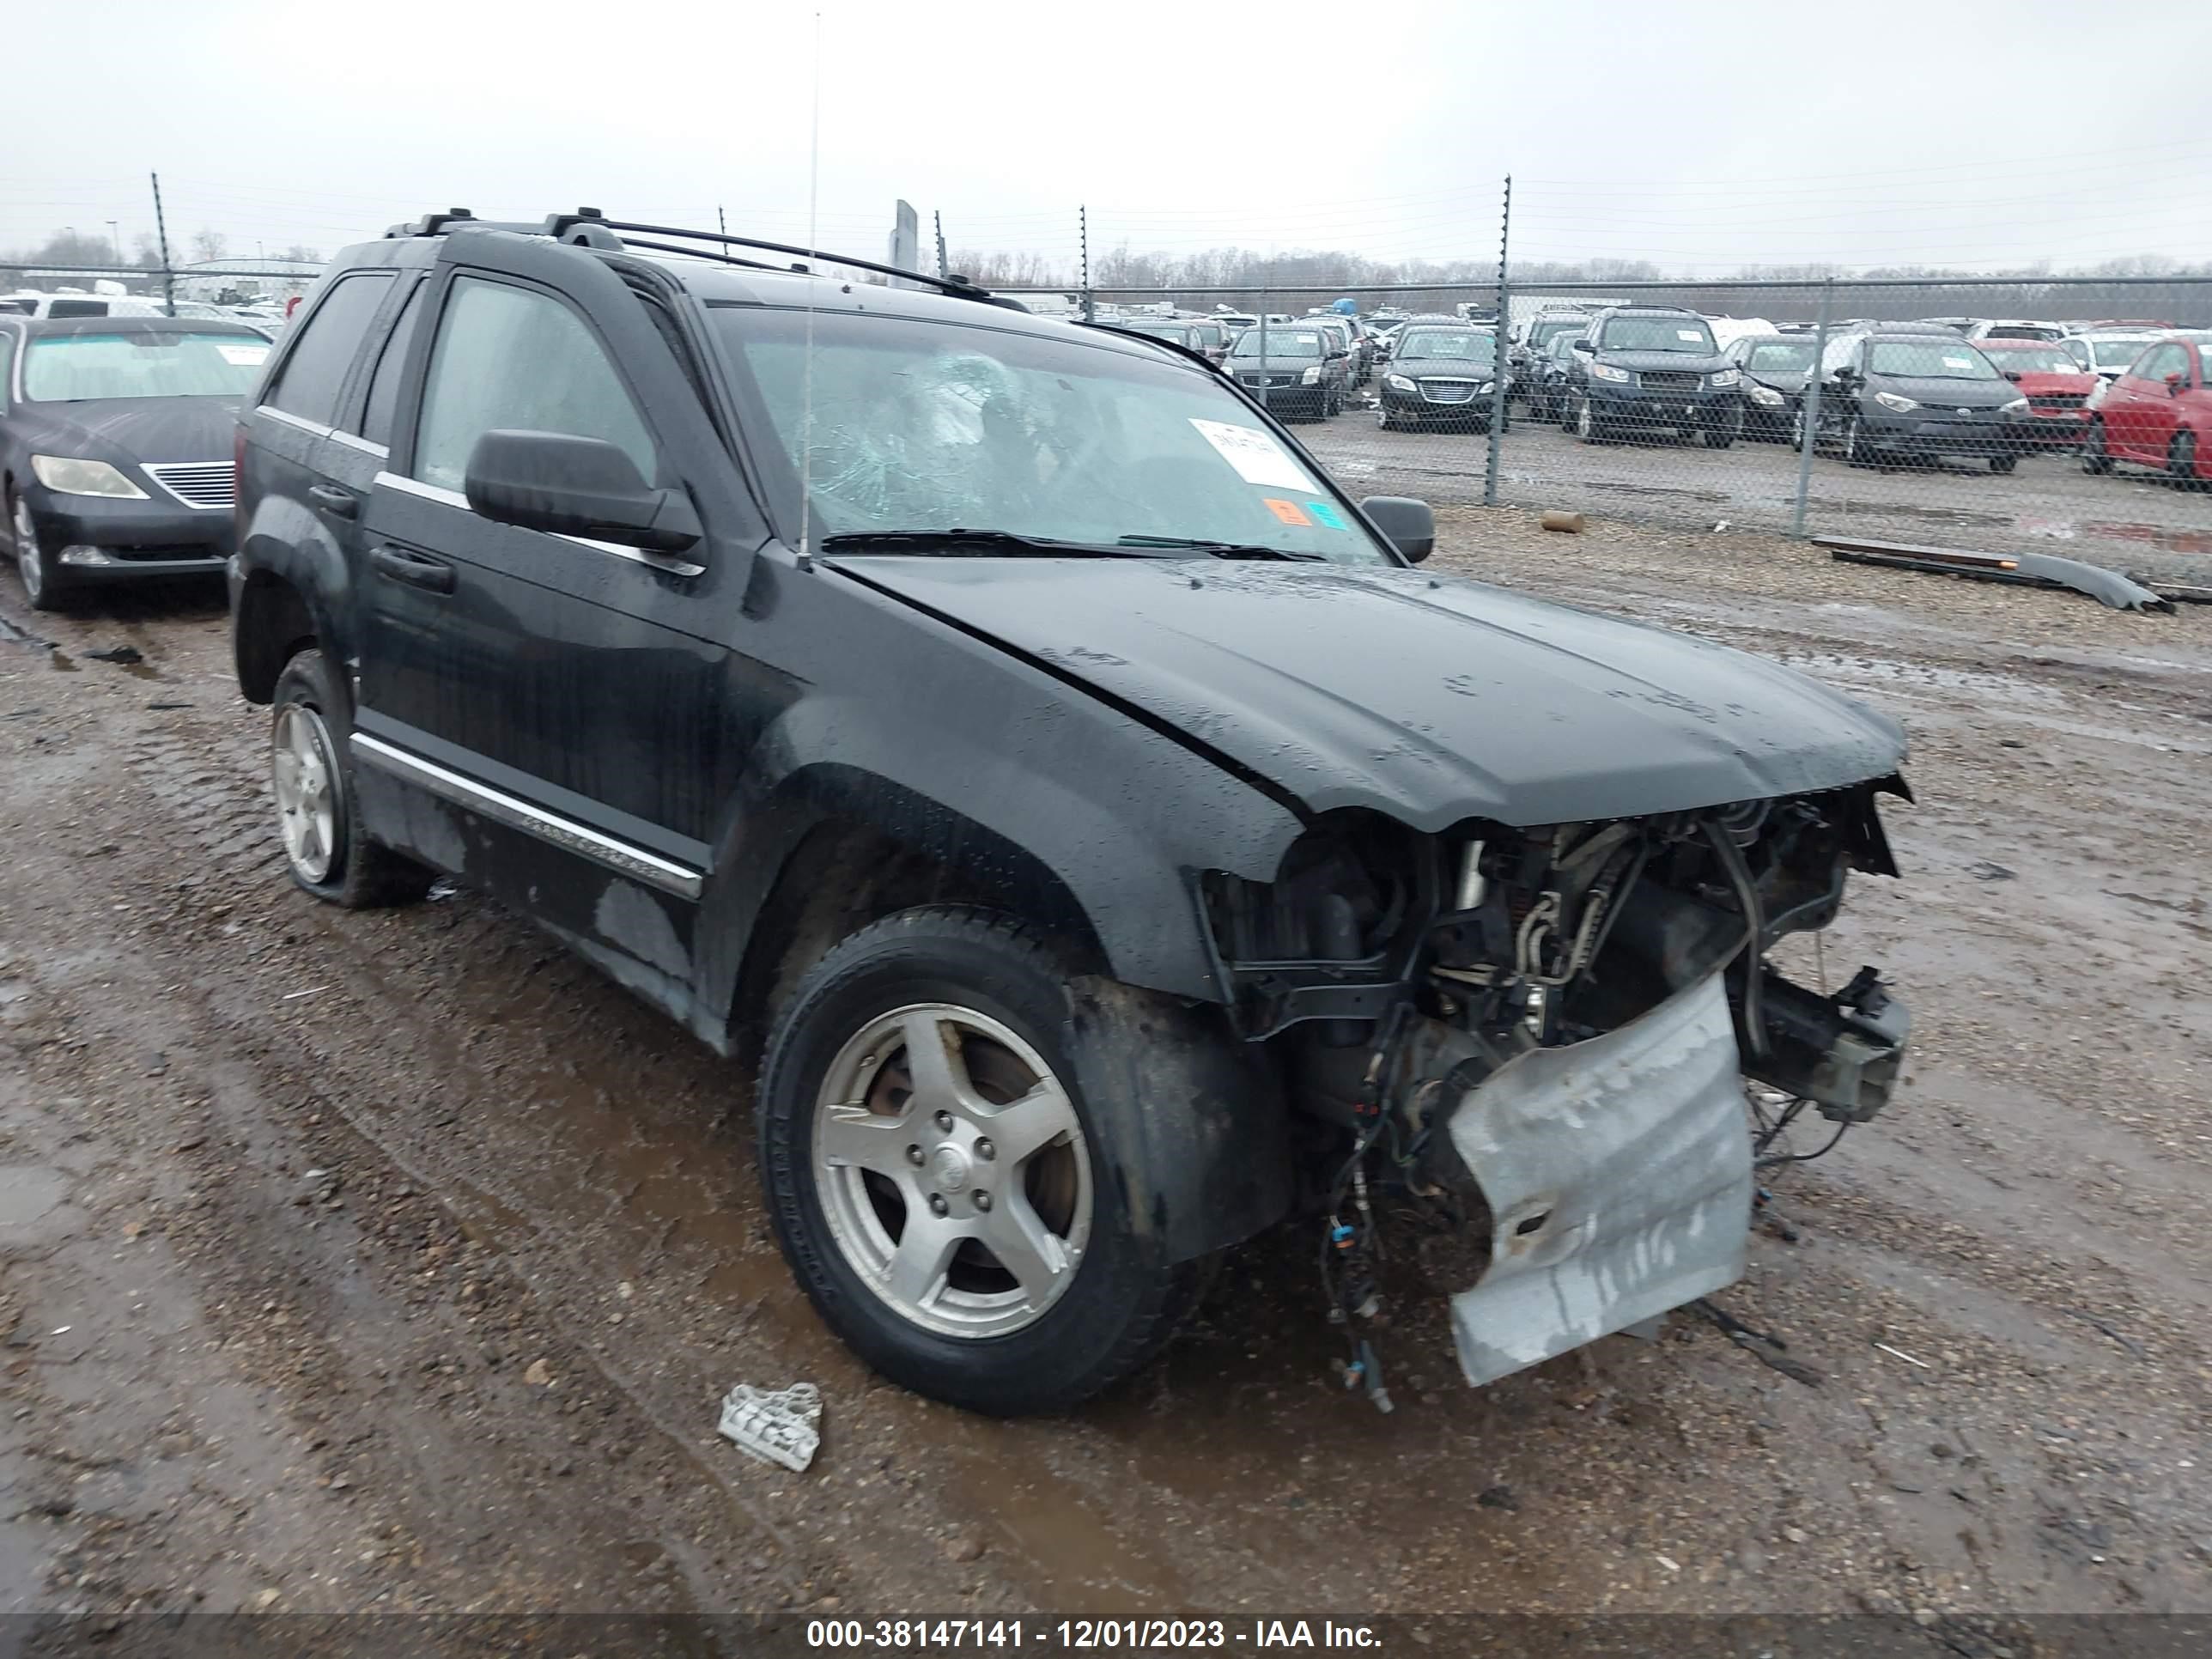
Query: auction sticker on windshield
1677 330 1702 342
1943 356 1973 368
1189 418 1316 490
217 343 270 366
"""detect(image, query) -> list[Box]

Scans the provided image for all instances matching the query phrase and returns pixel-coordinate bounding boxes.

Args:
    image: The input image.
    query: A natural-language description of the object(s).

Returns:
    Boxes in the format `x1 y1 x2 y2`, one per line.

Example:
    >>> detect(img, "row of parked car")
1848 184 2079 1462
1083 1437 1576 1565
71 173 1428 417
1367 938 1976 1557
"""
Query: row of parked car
2 289 290 335
1486 304 2210 485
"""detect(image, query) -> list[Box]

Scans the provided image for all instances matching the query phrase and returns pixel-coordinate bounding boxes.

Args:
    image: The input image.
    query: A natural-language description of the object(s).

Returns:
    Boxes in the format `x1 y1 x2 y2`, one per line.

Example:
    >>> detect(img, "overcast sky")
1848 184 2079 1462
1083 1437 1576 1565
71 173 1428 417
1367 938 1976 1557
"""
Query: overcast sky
6 0 2209 276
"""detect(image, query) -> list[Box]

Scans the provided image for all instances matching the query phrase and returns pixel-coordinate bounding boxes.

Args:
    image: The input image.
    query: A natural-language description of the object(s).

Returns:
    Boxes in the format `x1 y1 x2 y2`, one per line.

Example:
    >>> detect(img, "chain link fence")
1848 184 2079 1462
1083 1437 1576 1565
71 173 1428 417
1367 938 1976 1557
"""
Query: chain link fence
1044 276 2212 595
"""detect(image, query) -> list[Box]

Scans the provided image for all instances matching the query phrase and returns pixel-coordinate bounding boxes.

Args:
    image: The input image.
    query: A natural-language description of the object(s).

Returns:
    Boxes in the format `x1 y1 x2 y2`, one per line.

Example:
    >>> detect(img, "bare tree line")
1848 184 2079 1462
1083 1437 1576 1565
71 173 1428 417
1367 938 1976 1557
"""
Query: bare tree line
1 226 323 280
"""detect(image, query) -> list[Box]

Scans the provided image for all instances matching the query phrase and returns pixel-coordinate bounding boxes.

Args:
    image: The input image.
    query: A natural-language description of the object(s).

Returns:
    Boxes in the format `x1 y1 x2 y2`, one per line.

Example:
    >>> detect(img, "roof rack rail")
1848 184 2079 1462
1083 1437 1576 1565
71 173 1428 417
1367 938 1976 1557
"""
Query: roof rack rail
383 208 1018 308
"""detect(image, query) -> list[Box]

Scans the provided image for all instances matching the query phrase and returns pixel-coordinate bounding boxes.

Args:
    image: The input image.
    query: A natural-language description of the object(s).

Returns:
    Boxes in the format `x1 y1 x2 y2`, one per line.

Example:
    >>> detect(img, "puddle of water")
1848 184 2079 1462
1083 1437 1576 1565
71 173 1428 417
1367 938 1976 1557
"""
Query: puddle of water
2084 520 2212 557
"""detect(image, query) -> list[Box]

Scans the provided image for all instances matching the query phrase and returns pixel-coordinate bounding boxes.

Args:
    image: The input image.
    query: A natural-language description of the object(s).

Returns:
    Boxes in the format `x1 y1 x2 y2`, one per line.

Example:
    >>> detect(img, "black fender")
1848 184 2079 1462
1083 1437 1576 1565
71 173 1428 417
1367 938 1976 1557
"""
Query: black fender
232 469 358 702
1066 975 1293 1260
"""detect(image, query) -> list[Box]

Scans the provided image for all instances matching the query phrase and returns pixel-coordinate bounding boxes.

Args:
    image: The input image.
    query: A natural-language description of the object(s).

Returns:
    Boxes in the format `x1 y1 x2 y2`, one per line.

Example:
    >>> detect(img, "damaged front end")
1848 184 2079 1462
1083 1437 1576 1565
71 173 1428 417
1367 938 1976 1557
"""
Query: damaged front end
1203 781 1911 1397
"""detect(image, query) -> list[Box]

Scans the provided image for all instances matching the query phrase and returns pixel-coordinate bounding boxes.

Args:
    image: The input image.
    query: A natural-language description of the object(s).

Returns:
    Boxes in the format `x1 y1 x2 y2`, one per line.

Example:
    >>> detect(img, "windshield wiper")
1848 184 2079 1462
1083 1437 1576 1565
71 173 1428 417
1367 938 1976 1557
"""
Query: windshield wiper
1115 535 1326 561
818 529 1154 558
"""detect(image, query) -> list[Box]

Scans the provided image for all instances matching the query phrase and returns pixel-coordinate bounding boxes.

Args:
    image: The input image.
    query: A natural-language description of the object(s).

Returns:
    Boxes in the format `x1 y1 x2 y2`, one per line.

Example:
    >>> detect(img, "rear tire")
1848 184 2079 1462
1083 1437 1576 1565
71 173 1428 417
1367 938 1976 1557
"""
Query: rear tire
2081 420 2113 475
1989 453 2018 474
758 906 1205 1416
270 648 436 908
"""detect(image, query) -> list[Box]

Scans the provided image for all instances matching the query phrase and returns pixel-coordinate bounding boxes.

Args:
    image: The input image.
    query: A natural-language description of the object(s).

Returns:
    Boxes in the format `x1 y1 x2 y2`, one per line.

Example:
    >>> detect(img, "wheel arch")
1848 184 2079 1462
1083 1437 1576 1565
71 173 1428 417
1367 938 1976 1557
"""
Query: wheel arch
232 568 322 705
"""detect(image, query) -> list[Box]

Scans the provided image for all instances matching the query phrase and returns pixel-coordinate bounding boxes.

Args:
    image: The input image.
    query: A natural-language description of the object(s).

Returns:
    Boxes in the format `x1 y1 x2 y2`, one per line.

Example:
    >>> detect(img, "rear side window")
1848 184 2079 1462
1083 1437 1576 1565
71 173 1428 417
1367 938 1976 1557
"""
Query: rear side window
359 281 425 447
264 271 393 426
410 276 654 493
0 331 15 404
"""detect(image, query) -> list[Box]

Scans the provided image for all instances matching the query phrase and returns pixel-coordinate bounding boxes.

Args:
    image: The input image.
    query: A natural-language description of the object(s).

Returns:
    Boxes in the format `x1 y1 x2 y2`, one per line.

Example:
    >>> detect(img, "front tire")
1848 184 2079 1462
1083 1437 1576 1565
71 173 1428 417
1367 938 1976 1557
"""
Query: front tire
2081 420 2113 475
2170 430 2203 491
9 491 67 613
1703 408 1741 449
759 907 1205 1416
1574 392 1604 444
1989 453 2018 475
270 649 435 908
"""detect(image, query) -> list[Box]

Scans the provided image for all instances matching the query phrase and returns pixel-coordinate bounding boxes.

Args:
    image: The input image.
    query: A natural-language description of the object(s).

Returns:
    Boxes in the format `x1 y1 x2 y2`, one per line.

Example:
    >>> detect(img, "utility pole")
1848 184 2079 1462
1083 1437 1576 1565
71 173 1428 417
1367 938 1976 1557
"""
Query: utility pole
149 173 175 317
1079 204 1091 322
933 210 947 280
1483 174 1511 507
1790 276 1836 538
717 204 727 237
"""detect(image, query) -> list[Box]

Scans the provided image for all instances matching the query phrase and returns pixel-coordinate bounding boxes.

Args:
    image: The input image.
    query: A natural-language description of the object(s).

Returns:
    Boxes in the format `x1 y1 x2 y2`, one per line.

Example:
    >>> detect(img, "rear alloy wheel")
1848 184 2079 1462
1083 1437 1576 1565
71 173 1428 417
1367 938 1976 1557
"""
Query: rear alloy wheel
1376 407 1398 432
2081 420 2113 475
760 907 1205 1415
9 492 64 613
2170 430 2203 491
270 648 436 908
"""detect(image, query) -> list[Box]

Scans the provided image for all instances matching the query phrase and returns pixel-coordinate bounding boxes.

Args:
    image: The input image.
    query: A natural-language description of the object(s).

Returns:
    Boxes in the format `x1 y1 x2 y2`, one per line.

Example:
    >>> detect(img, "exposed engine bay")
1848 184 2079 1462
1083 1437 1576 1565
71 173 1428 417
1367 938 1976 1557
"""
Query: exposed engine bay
1203 781 1912 1407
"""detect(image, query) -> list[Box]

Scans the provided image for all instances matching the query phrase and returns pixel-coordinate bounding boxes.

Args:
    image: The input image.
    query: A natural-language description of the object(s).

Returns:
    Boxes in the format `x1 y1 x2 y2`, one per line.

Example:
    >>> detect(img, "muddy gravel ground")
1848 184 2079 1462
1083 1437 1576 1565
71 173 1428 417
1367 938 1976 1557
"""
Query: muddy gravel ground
3 511 2210 1650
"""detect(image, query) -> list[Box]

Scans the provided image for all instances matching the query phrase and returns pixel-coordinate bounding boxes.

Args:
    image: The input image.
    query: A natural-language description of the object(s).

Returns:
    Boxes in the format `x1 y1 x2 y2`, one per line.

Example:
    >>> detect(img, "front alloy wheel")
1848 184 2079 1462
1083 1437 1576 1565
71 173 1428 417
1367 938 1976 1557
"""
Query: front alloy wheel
812 1002 1091 1340
760 906 1206 1414
10 494 60 612
1575 393 1601 443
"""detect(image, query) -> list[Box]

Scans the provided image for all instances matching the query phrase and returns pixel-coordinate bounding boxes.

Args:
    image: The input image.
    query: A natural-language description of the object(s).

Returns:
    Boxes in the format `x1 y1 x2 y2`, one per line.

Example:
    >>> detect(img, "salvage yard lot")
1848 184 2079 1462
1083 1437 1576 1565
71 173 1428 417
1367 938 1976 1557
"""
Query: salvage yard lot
1304 401 2212 587
3 510 2209 1638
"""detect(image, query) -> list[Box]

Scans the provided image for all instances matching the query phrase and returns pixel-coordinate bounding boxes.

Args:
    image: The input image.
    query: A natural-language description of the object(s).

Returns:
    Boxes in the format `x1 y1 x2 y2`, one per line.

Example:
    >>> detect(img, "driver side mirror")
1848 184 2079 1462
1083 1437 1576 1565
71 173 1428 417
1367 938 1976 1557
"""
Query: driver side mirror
1571 338 1594 353
1360 495 1434 563
2167 373 2187 397
465 429 702 555
2002 369 2022 382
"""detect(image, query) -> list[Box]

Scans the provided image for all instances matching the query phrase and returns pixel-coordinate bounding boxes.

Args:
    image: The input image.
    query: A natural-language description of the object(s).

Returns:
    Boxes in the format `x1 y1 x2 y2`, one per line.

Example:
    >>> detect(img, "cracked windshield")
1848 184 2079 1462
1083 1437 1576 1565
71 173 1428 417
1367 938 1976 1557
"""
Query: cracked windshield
717 307 1390 562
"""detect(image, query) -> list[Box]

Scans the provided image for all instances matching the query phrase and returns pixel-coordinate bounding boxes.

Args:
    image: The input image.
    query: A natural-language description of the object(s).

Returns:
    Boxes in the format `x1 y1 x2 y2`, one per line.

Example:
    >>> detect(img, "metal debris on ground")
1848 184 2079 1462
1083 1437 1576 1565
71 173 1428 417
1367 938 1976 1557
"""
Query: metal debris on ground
1689 1297 1823 1387
84 645 147 664
1875 1341 1932 1369
1816 534 2174 613
717 1382 822 1472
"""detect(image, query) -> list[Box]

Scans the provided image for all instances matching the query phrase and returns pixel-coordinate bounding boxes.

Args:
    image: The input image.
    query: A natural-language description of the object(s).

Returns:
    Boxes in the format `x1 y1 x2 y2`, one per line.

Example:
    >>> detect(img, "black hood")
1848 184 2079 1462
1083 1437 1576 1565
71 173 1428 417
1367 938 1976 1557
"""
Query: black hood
1593 347 1732 375
14 395 240 469
826 556 1907 830
1745 366 1811 393
1864 375 2017 411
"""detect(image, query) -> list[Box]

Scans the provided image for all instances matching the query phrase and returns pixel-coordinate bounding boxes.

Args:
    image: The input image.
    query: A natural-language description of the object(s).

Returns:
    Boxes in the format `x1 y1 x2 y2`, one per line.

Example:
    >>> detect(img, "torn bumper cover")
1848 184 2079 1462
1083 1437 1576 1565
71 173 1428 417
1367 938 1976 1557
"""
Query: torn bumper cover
1445 970 1753 1388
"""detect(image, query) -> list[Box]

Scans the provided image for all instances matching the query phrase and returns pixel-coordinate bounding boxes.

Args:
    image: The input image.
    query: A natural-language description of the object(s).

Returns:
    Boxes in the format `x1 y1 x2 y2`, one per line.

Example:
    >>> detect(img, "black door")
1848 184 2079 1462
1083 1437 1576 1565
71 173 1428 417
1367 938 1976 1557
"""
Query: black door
350 235 767 999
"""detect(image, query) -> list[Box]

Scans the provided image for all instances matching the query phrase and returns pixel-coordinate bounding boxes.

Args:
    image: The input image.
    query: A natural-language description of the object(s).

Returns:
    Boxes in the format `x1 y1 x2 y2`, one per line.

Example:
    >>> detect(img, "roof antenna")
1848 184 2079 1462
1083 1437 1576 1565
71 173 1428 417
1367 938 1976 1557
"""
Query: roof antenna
794 7 823 574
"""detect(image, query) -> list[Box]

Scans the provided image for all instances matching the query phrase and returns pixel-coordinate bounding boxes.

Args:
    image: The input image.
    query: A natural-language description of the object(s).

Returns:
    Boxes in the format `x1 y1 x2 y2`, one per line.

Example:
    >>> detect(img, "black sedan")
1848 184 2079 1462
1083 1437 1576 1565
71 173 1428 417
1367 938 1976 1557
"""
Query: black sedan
1 315 268 610
1376 324 1501 430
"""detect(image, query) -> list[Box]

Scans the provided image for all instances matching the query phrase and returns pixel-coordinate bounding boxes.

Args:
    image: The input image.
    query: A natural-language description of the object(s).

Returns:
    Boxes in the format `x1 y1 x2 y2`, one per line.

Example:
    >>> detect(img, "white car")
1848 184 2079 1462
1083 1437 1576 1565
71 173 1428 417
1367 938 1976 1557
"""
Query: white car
1964 319 2068 343
2061 331 2162 383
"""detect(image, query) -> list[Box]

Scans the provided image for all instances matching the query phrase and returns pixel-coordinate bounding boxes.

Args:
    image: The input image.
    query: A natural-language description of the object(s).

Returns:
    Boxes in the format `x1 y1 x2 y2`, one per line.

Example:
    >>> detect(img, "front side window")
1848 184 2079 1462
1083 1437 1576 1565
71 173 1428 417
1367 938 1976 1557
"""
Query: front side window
264 272 394 424
717 307 1395 565
1865 340 2002 380
411 276 655 493
2092 337 2154 369
2133 343 2187 384
1599 314 1717 353
22 331 270 401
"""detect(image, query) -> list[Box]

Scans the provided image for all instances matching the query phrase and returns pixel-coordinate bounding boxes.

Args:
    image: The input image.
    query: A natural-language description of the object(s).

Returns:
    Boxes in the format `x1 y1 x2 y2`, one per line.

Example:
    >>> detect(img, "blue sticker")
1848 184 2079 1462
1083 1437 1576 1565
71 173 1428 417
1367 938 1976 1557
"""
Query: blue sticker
1305 500 1346 530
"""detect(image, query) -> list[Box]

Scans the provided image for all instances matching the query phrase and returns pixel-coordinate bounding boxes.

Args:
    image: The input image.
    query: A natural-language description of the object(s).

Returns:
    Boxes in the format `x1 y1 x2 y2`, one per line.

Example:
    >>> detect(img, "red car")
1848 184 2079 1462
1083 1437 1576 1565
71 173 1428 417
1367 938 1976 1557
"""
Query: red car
2084 333 2212 488
1978 338 2098 450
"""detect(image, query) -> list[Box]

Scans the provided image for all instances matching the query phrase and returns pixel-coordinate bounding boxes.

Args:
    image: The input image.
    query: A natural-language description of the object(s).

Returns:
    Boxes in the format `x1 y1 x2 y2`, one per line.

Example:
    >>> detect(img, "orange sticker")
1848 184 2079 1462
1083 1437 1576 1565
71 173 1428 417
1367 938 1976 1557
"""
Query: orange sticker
1262 497 1311 526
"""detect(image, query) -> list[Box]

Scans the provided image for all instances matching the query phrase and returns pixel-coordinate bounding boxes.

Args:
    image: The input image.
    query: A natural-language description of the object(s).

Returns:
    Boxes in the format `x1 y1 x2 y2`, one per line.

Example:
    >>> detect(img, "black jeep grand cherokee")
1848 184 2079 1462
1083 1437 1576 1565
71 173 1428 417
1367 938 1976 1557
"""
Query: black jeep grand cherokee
231 211 1912 1417
1564 304 1744 447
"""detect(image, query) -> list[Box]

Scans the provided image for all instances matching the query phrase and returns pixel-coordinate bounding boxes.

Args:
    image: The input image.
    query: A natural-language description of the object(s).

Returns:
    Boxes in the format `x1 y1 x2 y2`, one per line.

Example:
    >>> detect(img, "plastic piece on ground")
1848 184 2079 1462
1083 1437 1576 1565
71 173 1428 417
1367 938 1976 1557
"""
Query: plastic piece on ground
717 1382 822 1472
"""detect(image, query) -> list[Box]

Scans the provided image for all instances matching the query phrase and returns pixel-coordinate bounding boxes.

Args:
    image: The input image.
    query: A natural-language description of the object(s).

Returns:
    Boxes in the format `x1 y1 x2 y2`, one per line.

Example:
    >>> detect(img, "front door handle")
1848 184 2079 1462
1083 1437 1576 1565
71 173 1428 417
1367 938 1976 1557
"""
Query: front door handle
307 483 359 520
369 544 456 595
